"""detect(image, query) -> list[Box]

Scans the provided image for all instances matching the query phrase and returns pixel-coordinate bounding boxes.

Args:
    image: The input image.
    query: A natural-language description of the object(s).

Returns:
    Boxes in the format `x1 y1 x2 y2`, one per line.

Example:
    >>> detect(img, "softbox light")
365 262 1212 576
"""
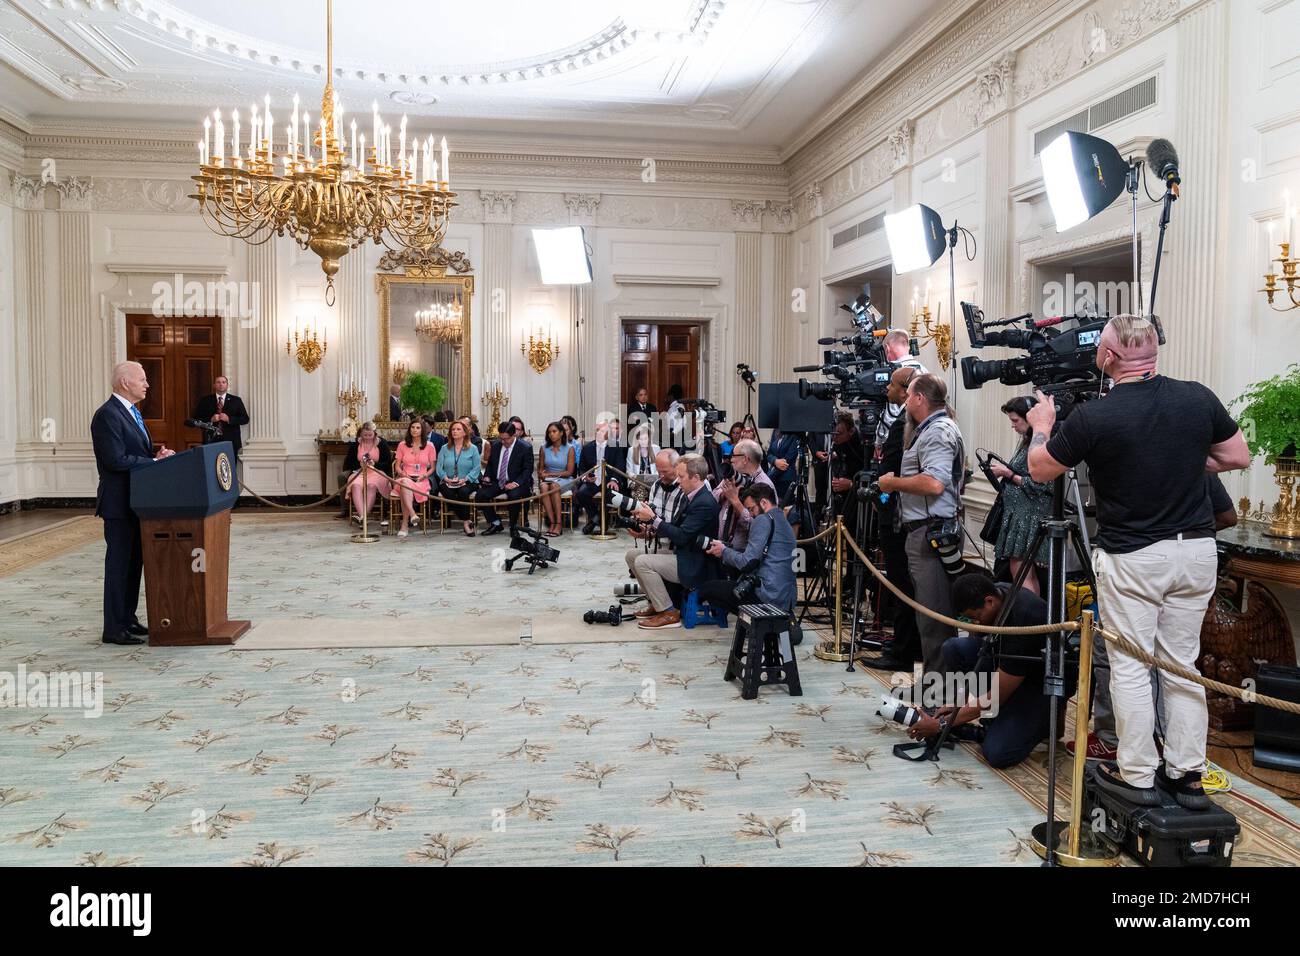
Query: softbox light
532 226 592 285
884 204 948 274
1040 130 1129 232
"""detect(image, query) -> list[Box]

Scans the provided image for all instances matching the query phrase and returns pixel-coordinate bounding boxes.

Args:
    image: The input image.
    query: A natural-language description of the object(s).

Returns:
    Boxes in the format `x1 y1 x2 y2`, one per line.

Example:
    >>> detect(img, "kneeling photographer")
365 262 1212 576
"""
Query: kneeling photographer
904 572 1074 769
627 453 722 630
876 373 966 681
697 484 797 616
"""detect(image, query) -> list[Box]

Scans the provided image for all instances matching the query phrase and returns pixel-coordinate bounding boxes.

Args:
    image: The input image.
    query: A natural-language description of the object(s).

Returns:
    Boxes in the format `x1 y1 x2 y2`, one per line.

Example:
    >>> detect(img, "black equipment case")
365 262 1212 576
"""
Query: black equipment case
1083 764 1239 867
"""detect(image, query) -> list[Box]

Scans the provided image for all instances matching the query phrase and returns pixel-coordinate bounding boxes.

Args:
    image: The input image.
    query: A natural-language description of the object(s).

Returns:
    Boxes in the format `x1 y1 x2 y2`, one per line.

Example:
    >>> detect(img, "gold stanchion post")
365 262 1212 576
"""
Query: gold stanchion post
1031 609 1118 866
814 516 852 662
590 457 617 541
350 462 379 544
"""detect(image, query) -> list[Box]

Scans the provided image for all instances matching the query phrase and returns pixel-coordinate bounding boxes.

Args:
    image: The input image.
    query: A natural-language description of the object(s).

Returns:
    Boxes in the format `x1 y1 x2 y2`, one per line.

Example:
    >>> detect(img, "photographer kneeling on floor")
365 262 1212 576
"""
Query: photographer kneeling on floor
697 484 798 616
905 572 1075 769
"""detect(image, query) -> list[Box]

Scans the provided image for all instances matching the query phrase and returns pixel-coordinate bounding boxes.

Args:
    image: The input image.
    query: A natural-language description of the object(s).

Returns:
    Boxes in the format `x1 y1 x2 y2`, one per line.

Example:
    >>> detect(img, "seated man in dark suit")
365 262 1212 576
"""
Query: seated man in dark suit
629 453 722 630
474 422 534 534
191 375 249 466
574 420 628 534
91 361 176 645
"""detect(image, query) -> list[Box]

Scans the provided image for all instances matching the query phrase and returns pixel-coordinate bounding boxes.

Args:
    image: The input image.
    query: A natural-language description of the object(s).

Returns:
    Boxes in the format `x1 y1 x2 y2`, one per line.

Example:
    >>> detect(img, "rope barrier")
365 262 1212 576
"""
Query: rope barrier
834 522 1300 715
238 481 341 509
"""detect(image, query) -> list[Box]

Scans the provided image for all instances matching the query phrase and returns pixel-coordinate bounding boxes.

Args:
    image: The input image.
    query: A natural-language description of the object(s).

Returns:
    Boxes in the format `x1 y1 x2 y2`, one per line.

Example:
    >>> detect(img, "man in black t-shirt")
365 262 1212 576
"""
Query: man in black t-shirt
1026 315 1249 811
906 573 1074 769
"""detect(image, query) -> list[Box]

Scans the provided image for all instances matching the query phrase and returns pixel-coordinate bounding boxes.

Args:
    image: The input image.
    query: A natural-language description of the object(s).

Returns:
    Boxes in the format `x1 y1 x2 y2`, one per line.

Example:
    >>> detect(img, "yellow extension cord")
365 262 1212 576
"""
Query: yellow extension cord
1203 762 1232 794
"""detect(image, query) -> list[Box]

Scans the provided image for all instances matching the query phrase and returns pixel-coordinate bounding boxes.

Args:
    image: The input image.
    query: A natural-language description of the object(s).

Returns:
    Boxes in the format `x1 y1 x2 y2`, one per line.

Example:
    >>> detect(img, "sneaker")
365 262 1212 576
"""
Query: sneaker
1066 732 1118 761
1092 761 1161 807
1154 763 1212 811
637 609 682 630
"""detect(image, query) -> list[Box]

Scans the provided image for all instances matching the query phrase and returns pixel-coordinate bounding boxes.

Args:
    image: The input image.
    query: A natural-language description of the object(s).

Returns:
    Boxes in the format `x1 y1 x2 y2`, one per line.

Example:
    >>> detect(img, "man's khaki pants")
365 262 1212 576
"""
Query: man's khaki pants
1093 536 1217 788
629 550 680 613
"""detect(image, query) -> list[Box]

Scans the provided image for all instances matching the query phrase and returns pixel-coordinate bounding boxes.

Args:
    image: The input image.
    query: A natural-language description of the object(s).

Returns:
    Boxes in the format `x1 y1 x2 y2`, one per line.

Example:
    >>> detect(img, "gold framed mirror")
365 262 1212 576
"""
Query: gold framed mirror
377 246 474 431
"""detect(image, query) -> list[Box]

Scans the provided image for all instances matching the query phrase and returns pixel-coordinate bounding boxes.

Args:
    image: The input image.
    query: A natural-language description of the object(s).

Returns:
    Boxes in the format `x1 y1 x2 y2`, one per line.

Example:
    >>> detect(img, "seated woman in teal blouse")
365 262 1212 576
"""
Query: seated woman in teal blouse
436 420 482 536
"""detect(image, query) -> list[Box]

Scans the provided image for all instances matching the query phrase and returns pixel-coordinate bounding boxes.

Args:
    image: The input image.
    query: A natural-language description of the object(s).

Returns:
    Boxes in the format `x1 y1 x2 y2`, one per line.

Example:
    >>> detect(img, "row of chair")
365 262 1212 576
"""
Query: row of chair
347 484 605 536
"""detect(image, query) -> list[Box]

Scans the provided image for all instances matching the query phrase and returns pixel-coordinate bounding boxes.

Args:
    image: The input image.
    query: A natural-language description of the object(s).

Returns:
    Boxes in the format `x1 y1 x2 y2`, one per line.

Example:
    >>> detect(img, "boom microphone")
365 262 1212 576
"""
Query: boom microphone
1146 138 1181 188
185 418 220 433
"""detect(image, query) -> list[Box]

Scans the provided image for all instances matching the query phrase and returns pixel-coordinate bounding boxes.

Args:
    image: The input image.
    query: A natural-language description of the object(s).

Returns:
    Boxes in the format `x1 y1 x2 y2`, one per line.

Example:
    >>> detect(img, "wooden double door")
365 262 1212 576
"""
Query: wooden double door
125 312 223 454
620 321 701 409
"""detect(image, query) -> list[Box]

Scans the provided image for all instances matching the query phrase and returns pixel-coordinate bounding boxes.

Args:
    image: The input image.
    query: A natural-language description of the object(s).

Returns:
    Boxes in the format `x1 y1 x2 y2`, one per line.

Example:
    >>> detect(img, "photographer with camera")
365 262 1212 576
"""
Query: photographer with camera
622 449 684 572
629 453 722 630
698 484 798 615
717 439 775 552
873 330 928 456
1027 315 1250 810
868 366 923 670
903 572 1075 769
877 373 966 680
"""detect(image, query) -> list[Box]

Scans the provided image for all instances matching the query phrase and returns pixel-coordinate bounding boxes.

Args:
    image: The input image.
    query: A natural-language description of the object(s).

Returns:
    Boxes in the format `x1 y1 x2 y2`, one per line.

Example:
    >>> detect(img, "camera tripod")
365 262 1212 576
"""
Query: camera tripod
791 432 838 630
998 467 1097 866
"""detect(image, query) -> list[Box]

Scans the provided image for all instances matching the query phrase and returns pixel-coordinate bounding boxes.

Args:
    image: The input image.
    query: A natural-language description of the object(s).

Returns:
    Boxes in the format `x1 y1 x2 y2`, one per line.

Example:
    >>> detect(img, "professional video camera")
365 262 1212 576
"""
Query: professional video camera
959 301 1105 402
503 525 559 574
684 398 726 426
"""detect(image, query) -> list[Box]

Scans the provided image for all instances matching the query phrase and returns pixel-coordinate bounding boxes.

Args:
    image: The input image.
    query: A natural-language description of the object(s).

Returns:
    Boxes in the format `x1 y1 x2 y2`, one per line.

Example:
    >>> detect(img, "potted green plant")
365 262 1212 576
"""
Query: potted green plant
399 371 448 421
1230 363 1300 537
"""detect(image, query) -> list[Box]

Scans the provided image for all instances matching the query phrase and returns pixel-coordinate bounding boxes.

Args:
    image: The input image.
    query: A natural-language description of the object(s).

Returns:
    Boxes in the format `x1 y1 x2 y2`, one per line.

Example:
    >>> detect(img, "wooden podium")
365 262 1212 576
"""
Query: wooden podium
131 442 251 646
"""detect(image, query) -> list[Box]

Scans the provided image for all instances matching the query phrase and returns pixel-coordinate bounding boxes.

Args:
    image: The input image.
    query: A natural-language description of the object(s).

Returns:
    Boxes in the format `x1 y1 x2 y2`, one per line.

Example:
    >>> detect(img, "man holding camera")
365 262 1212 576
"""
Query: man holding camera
867 365 924 670
905 572 1075 769
622 449 684 572
716 439 775 552
1027 315 1249 810
630 453 722 630
873 330 928 454
877 373 965 679
699 484 797 615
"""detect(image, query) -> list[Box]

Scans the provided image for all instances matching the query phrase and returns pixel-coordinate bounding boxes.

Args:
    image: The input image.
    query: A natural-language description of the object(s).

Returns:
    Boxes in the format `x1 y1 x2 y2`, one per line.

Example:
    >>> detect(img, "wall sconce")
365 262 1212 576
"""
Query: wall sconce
1261 202 1299 313
522 327 559 373
909 281 953 370
285 318 328 373
391 359 411 385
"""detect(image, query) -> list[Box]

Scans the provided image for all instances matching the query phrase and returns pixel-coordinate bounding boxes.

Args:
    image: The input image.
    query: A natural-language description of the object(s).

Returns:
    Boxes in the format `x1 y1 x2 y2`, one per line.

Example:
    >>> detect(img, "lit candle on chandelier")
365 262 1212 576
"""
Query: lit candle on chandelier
371 101 379 158
399 115 407 178
214 110 224 161
441 136 449 185
359 133 366 175
249 104 259 160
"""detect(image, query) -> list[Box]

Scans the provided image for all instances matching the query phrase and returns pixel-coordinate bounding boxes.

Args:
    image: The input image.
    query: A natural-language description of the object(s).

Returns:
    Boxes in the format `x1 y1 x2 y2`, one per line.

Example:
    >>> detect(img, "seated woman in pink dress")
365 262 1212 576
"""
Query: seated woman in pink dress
343 421 393 523
393 418 437 537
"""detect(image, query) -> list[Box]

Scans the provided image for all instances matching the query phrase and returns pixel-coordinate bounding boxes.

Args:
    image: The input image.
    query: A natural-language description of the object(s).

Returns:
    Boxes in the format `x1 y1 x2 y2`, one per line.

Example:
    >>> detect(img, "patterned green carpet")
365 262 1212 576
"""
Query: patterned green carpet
0 515 1050 865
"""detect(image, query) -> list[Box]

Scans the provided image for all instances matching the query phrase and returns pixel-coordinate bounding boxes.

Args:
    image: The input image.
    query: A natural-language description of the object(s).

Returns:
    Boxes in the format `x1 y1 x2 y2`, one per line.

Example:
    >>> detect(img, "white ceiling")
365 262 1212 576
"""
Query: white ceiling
0 0 945 149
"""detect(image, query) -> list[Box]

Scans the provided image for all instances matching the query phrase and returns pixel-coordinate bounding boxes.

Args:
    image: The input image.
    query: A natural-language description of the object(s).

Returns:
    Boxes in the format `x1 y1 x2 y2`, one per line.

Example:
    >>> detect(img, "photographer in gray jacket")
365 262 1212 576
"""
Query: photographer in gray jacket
699 484 797 615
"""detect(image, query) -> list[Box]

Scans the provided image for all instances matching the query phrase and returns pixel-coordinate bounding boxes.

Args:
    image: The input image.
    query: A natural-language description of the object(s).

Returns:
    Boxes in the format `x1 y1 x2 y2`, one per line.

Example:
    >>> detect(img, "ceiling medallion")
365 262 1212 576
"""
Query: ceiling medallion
63 73 126 94
190 0 457 305
391 91 439 107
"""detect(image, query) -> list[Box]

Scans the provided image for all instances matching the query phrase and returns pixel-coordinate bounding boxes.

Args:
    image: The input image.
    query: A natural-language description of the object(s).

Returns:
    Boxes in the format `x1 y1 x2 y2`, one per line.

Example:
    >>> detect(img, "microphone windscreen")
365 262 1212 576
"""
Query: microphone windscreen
1146 138 1179 178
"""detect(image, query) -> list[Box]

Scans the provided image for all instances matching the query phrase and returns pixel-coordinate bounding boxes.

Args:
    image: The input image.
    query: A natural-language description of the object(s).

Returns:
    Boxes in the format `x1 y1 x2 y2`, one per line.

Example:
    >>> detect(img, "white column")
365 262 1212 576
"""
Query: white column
1159 0 1229 386
337 250 369 423
12 176 45 446
56 178 95 444
244 239 283 447
479 190 515 423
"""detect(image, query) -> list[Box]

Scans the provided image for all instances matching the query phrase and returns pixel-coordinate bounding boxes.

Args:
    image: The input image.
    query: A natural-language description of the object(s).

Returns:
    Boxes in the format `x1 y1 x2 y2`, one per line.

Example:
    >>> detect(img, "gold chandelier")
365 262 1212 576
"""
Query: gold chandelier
414 289 464 346
190 0 457 305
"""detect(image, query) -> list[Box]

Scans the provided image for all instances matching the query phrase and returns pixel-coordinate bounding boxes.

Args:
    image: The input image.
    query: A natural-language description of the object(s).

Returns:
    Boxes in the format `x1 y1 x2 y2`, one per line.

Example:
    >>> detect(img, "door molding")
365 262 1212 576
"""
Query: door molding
605 307 723 419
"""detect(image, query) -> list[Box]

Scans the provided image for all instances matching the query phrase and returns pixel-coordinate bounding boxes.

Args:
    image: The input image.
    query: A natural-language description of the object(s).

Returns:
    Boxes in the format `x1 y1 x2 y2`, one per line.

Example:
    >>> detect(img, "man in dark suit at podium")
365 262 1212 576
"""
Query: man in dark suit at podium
91 361 175 645
191 375 249 466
